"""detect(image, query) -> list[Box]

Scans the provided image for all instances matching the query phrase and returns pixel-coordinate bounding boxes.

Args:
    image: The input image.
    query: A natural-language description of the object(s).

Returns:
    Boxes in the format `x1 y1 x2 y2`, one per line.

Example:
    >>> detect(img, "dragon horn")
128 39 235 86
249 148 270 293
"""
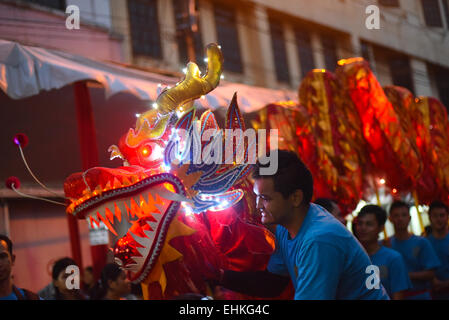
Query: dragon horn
155 43 223 115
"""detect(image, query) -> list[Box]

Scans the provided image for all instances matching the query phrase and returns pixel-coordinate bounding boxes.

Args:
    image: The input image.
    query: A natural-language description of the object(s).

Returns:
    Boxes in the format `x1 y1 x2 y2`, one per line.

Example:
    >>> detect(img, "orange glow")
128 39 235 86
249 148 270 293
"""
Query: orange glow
141 147 150 156
392 188 398 194
338 57 364 66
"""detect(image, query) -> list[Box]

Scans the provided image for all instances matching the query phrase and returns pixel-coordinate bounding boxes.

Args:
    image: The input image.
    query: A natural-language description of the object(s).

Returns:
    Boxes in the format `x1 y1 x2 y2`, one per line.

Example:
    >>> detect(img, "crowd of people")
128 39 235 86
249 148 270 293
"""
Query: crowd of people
1 150 449 300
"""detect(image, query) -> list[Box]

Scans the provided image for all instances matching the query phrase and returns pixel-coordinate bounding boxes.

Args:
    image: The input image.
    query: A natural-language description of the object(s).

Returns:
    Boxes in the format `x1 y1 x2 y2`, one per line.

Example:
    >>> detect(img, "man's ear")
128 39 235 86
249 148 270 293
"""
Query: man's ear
291 190 303 207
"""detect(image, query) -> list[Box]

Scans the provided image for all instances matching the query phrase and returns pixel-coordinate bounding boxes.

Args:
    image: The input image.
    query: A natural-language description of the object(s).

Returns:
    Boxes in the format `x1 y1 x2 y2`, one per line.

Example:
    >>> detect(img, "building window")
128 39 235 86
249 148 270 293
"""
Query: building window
378 0 400 7
27 0 66 10
128 0 162 59
269 17 290 84
322 35 338 71
442 0 449 29
421 0 443 27
294 28 315 78
213 2 243 73
173 0 204 67
434 66 449 111
389 56 415 94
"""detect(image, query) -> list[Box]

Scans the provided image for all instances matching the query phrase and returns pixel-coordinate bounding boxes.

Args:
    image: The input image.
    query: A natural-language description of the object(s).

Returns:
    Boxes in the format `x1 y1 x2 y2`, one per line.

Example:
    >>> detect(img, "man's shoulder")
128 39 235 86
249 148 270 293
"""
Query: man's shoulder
378 246 403 263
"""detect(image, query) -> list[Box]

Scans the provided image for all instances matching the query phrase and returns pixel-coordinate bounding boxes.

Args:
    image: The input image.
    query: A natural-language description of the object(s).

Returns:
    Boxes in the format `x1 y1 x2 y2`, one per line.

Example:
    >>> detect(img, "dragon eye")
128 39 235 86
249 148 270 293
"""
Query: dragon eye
139 143 163 162
141 145 152 157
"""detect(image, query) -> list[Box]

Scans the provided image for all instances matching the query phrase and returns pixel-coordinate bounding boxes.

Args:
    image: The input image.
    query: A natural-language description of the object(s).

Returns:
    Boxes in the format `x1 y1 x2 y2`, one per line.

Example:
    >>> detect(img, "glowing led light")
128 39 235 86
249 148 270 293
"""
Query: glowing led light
220 75 224 79
203 57 208 63
152 144 163 159
217 45 221 49
135 113 141 118
141 147 150 156
392 188 398 194
201 95 206 100
182 68 187 74
379 178 386 185
152 103 158 109
157 83 162 87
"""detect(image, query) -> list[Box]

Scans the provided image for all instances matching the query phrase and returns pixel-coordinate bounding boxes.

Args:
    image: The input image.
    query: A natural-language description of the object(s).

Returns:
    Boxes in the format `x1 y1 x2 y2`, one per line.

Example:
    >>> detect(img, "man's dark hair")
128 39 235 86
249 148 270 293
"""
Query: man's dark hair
253 149 314 204
52 257 77 280
389 200 410 215
429 200 449 216
314 198 335 213
359 205 387 227
0 234 13 256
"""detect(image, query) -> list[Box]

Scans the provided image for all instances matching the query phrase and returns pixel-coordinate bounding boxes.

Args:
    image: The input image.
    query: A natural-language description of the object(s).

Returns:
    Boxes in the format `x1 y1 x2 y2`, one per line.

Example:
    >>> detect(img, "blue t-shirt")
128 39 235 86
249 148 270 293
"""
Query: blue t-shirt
427 233 449 299
369 245 412 297
0 288 25 300
267 203 389 300
390 235 441 300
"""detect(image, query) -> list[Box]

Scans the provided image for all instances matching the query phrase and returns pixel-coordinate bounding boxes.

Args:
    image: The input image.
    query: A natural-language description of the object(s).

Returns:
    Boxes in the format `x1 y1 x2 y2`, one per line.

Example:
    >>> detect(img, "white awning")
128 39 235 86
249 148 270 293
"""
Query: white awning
0 40 297 113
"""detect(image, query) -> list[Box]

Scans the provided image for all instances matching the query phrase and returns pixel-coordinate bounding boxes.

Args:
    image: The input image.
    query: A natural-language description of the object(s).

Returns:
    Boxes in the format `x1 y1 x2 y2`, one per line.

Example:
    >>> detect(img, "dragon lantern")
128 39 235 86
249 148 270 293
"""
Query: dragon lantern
63 44 281 299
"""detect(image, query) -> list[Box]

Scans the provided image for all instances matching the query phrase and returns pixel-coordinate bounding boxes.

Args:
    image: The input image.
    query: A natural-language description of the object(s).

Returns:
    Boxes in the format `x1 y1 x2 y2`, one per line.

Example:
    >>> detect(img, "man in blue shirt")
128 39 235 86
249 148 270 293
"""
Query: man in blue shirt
427 201 449 299
388 201 441 300
0 234 40 300
216 150 389 300
354 204 412 299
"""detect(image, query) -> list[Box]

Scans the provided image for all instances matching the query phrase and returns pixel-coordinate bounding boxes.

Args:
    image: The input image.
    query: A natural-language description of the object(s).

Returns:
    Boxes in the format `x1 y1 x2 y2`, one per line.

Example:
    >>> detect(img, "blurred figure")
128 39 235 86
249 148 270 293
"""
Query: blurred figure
0 234 40 300
82 266 96 298
90 263 131 300
427 201 449 299
38 257 86 300
314 198 346 225
355 205 412 299
389 200 440 300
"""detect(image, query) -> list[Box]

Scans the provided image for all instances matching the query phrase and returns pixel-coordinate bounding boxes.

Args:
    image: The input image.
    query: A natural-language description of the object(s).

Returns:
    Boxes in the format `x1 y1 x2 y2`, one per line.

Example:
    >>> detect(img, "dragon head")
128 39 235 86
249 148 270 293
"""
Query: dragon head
63 44 254 289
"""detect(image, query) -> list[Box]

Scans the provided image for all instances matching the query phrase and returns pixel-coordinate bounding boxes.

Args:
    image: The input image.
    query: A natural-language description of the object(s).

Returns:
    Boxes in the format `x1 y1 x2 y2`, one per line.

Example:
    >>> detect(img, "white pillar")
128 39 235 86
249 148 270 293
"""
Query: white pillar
158 0 179 69
284 22 301 89
311 32 325 70
253 4 276 88
410 58 433 97
109 0 133 63
198 0 217 48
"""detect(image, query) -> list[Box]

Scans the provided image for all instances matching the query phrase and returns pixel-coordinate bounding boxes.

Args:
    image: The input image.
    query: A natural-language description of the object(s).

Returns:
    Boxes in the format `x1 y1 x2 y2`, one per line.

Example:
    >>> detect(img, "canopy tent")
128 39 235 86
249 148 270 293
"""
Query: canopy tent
0 39 296 113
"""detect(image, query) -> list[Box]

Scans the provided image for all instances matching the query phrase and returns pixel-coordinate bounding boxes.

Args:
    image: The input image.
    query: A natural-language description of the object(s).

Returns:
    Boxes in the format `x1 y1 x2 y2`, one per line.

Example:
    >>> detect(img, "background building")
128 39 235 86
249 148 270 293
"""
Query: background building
1 0 448 292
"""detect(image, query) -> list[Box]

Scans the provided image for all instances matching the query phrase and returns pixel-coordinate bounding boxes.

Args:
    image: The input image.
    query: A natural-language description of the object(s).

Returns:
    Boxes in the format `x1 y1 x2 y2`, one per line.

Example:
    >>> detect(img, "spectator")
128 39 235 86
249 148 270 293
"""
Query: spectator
90 263 131 300
355 205 412 299
216 150 389 300
427 201 449 299
0 234 40 300
315 198 346 225
82 266 96 298
38 257 86 300
388 200 441 300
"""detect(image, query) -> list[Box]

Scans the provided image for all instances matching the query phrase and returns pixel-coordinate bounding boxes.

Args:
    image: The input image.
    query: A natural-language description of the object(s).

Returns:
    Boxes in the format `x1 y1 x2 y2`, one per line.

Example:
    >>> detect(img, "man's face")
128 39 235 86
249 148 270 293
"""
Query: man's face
83 269 95 287
253 178 299 226
429 208 449 233
356 213 382 244
389 206 410 231
54 269 72 294
0 240 14 282
109 271 131 297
